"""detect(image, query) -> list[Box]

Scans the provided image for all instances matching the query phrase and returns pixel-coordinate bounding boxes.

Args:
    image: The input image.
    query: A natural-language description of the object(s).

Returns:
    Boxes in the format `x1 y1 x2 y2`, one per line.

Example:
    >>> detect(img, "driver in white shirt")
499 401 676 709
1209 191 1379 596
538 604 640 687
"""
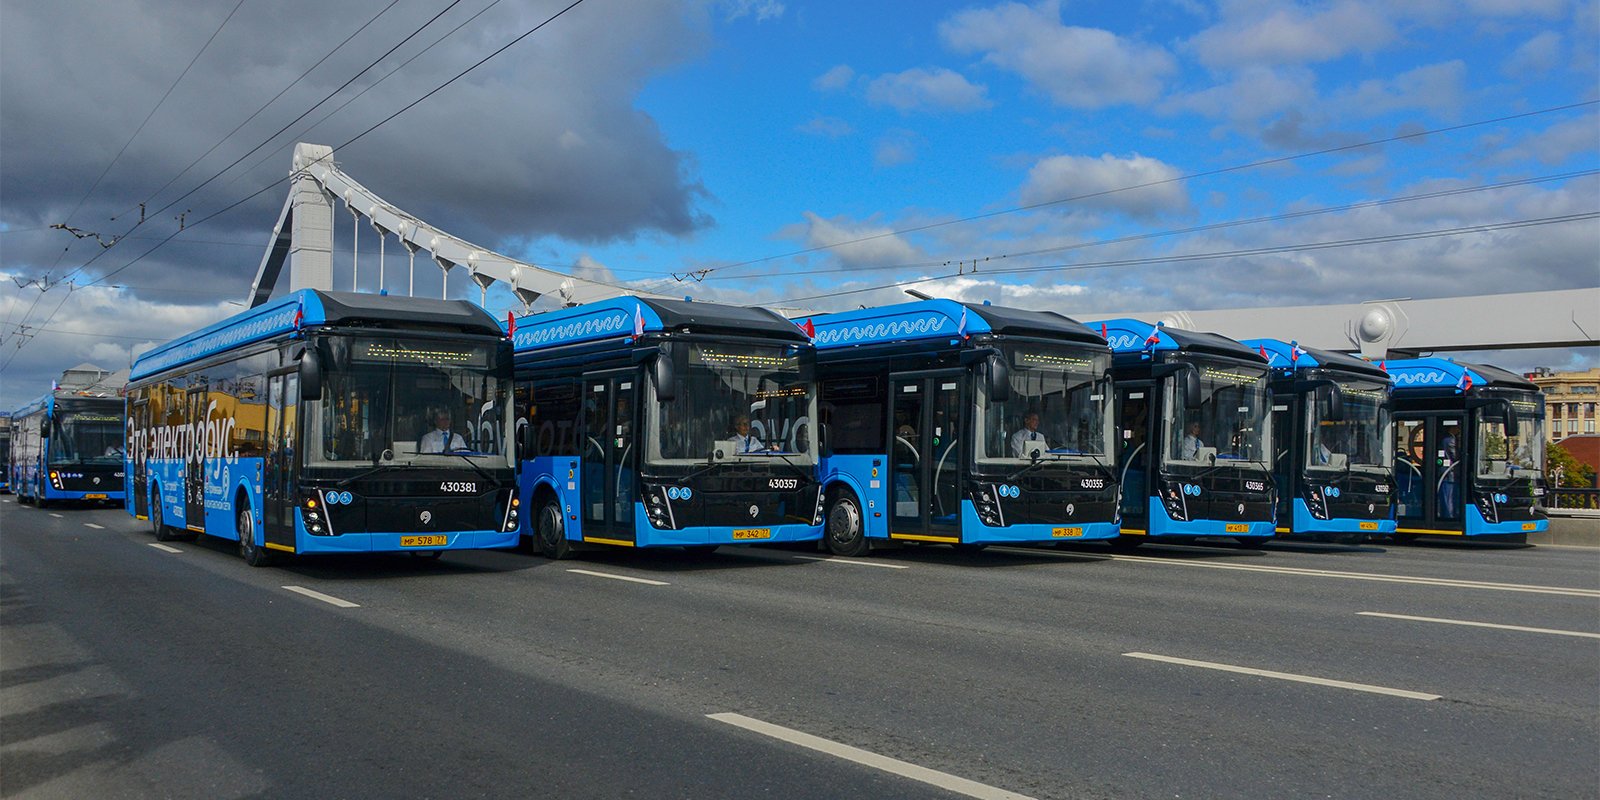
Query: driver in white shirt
419 410 467 453
1009 411 1048 457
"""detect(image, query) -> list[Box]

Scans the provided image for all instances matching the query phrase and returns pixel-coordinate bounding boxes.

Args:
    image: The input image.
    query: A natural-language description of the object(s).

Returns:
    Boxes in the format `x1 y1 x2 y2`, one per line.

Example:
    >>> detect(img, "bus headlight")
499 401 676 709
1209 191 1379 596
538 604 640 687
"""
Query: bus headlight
1161 482 1189 522
1305 487 1329 520
642 484 678 530
49 471 63 489
971 486 1003 527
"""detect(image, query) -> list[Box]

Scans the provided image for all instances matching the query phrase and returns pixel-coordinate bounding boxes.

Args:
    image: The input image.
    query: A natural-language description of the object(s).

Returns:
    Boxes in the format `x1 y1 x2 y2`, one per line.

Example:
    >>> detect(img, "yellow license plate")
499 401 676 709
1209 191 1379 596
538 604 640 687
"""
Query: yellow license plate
83 493 108 500
401 535 448 547
1052 527 1085 538
1522 523 1536 531
1359 521 1379 531
1224 523 1250 533
732 528 772 540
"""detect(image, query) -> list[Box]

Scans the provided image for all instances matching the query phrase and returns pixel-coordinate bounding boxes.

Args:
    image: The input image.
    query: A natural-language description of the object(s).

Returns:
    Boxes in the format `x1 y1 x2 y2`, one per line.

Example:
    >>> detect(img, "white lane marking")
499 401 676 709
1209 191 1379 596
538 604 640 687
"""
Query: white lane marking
708 712 1035 800
282 585 361 608
792 555 910 570
147 543 183 554
1358 612 1600 640
995 547 1600 598
84 523 105 529
1123 652 1441 701
566 569 669 586
49 513 63 518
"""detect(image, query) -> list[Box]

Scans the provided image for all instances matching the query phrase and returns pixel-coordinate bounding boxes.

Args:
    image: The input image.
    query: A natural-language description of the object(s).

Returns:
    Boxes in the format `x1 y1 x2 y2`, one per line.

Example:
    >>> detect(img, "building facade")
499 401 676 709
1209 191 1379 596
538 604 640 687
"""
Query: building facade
1529 366 1600 443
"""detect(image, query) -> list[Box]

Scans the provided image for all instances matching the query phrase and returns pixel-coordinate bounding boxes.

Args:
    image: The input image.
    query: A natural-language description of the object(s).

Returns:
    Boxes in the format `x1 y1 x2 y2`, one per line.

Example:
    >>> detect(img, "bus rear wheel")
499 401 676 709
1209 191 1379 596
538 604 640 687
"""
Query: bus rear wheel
238 505 274 567
825 492 869 557
537 500 573 560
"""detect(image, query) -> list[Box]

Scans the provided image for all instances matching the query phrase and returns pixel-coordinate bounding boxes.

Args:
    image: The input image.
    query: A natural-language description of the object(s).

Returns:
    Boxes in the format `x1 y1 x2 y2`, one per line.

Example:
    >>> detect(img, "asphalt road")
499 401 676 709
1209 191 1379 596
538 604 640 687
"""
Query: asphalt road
4 496 1597 799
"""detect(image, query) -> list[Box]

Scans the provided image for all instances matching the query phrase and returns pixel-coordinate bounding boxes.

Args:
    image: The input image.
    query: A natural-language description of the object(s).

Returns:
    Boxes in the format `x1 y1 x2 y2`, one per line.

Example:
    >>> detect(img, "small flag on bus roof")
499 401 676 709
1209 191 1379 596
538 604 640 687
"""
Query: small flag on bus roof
632 302 645 340
957 307 969 340
1455 370 1473 393
799 318 815 339
507 312 516 338
1290 340 1306 364
1099 323 1108 341
1142 320 1164 349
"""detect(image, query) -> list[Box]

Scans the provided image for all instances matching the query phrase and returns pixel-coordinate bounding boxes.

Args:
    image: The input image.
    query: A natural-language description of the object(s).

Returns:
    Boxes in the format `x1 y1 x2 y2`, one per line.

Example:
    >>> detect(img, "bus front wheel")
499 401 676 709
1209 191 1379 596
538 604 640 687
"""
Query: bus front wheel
151 495 181 542
825 492 869 557
238 505 274 567
537 501 573 560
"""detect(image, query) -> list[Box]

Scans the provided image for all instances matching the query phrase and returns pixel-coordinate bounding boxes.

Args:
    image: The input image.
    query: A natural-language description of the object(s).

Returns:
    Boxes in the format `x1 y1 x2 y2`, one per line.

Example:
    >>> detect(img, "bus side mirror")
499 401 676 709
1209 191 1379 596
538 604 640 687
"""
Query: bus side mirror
38 417 49 438
1181 366 1201 409
300 347 323 401
652 355 676 403
518 422 533 461
986 355 1011 403
1321 384 1345 422
1502 402 1520 437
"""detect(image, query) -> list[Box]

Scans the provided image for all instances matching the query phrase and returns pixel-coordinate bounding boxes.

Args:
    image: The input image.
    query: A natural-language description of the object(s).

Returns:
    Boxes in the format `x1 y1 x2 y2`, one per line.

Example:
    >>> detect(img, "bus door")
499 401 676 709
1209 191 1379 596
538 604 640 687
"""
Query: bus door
1393 413 1464 530
263 371 299 547
131 399 150 518
185 388 207 529
888 373 963 541
1270 395 1296 526
1115 384 1155 533
581 373 636 543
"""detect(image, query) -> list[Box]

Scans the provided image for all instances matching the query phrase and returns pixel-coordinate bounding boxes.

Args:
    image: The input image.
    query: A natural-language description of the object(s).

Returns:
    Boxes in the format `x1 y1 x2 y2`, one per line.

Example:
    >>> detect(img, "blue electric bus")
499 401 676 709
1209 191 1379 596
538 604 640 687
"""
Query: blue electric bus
1386 358 1548 542
511 297 823 558
125 289 520 566
810 300 1119 555
1242 339 1394 543
10 385 125 507
1092 319 1276 546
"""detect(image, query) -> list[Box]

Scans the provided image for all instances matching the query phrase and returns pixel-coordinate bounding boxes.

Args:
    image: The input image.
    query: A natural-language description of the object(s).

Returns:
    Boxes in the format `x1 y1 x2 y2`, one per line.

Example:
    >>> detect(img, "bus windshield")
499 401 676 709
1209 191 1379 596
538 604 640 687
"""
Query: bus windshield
1306 379 1391 473
305 335 513 470
977 343 1113 464
649 341 816 465
1165 356 1270 468
49 401 124 464
1477 396 1544 480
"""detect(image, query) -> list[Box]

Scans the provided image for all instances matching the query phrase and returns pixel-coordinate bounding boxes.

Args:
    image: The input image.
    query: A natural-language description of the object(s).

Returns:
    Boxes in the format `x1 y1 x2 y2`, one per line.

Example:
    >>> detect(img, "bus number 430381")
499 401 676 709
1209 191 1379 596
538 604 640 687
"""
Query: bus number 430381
440 481 478 493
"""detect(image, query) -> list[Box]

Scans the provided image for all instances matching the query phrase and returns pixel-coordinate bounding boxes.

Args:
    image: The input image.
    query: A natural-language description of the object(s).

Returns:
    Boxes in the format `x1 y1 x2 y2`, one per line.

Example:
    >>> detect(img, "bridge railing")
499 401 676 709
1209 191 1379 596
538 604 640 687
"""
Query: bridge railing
1547 487 1600 510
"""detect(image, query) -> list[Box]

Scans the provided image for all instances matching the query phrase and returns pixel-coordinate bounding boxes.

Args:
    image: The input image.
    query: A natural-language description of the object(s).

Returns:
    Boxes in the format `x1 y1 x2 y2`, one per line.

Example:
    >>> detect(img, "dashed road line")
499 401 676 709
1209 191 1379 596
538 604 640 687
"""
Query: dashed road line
1358 611 1600 639
147 543 183 554
282 585 361 608
708 712 1035 800
1123 652 1441 700
49 513 63 518
792 555 911 569
994 546 1600 598
566 569 669 586
84 523 105 529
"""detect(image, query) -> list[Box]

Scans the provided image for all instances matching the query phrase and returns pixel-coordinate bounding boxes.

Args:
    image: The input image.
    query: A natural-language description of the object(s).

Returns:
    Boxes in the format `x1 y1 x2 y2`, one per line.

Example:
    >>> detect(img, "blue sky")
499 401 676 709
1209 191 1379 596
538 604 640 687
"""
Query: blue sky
1 0 1596 407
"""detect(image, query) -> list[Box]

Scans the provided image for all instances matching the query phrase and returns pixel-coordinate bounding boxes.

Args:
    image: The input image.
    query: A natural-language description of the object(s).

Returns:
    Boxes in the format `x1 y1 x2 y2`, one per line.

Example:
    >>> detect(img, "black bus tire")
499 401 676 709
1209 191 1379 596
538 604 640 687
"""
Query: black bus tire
825 491 869 557
151 492 181 542
537 500 573 560
238 504 274 567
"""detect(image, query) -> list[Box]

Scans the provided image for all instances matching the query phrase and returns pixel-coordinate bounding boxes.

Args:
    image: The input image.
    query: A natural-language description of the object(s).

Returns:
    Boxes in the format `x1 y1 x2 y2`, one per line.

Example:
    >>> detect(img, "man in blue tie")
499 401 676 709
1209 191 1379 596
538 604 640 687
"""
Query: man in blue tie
729 414 765 453
1010 411 1048 458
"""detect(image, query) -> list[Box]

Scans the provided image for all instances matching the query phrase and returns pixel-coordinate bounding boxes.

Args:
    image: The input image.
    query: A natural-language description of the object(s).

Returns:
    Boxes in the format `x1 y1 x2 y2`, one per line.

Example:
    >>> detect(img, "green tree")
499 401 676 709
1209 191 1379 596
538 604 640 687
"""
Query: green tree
1548 442 1596 488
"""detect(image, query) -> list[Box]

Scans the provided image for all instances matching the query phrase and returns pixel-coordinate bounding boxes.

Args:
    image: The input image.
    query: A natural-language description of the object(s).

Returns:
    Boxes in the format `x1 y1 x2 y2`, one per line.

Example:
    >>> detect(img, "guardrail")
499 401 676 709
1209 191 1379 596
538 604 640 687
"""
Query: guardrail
1548 487 1600 510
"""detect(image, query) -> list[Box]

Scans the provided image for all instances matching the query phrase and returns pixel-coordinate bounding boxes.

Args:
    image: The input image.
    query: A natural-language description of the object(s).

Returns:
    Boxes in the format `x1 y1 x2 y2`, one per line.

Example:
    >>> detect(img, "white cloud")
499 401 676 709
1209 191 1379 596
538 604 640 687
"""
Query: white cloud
940 1 1176 108
1504 31 1563 76
797 116 855 138
864 67 992 114
1186 1 1395 69
1162 65 1318 127
812 64 855 92
720 0 785 22
1332 61 1469 120
1018 153 1189 219
790 212 922 269
874 129 921 167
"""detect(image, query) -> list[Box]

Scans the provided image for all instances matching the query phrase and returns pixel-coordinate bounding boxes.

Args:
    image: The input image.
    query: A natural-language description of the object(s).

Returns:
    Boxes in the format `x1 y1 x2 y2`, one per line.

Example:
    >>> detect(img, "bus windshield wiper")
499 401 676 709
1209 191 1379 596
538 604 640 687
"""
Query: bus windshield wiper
1005 455 1049 483
433 451 499 486
745 449 814 483
335 461 408 488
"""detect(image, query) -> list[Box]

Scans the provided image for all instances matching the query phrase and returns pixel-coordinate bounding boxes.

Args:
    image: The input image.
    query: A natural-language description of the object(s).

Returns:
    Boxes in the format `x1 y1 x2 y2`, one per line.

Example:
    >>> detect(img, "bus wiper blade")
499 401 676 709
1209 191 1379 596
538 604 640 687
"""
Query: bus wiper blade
335 461 407 488
748 450 814 483
1005 457 1048 483
435 451 498 486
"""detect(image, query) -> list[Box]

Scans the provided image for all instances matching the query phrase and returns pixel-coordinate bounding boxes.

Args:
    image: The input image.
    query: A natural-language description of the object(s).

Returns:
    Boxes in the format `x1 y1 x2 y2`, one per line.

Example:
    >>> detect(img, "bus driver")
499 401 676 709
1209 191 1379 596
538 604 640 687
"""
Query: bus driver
419 410 467 453
1010 411 1048 457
